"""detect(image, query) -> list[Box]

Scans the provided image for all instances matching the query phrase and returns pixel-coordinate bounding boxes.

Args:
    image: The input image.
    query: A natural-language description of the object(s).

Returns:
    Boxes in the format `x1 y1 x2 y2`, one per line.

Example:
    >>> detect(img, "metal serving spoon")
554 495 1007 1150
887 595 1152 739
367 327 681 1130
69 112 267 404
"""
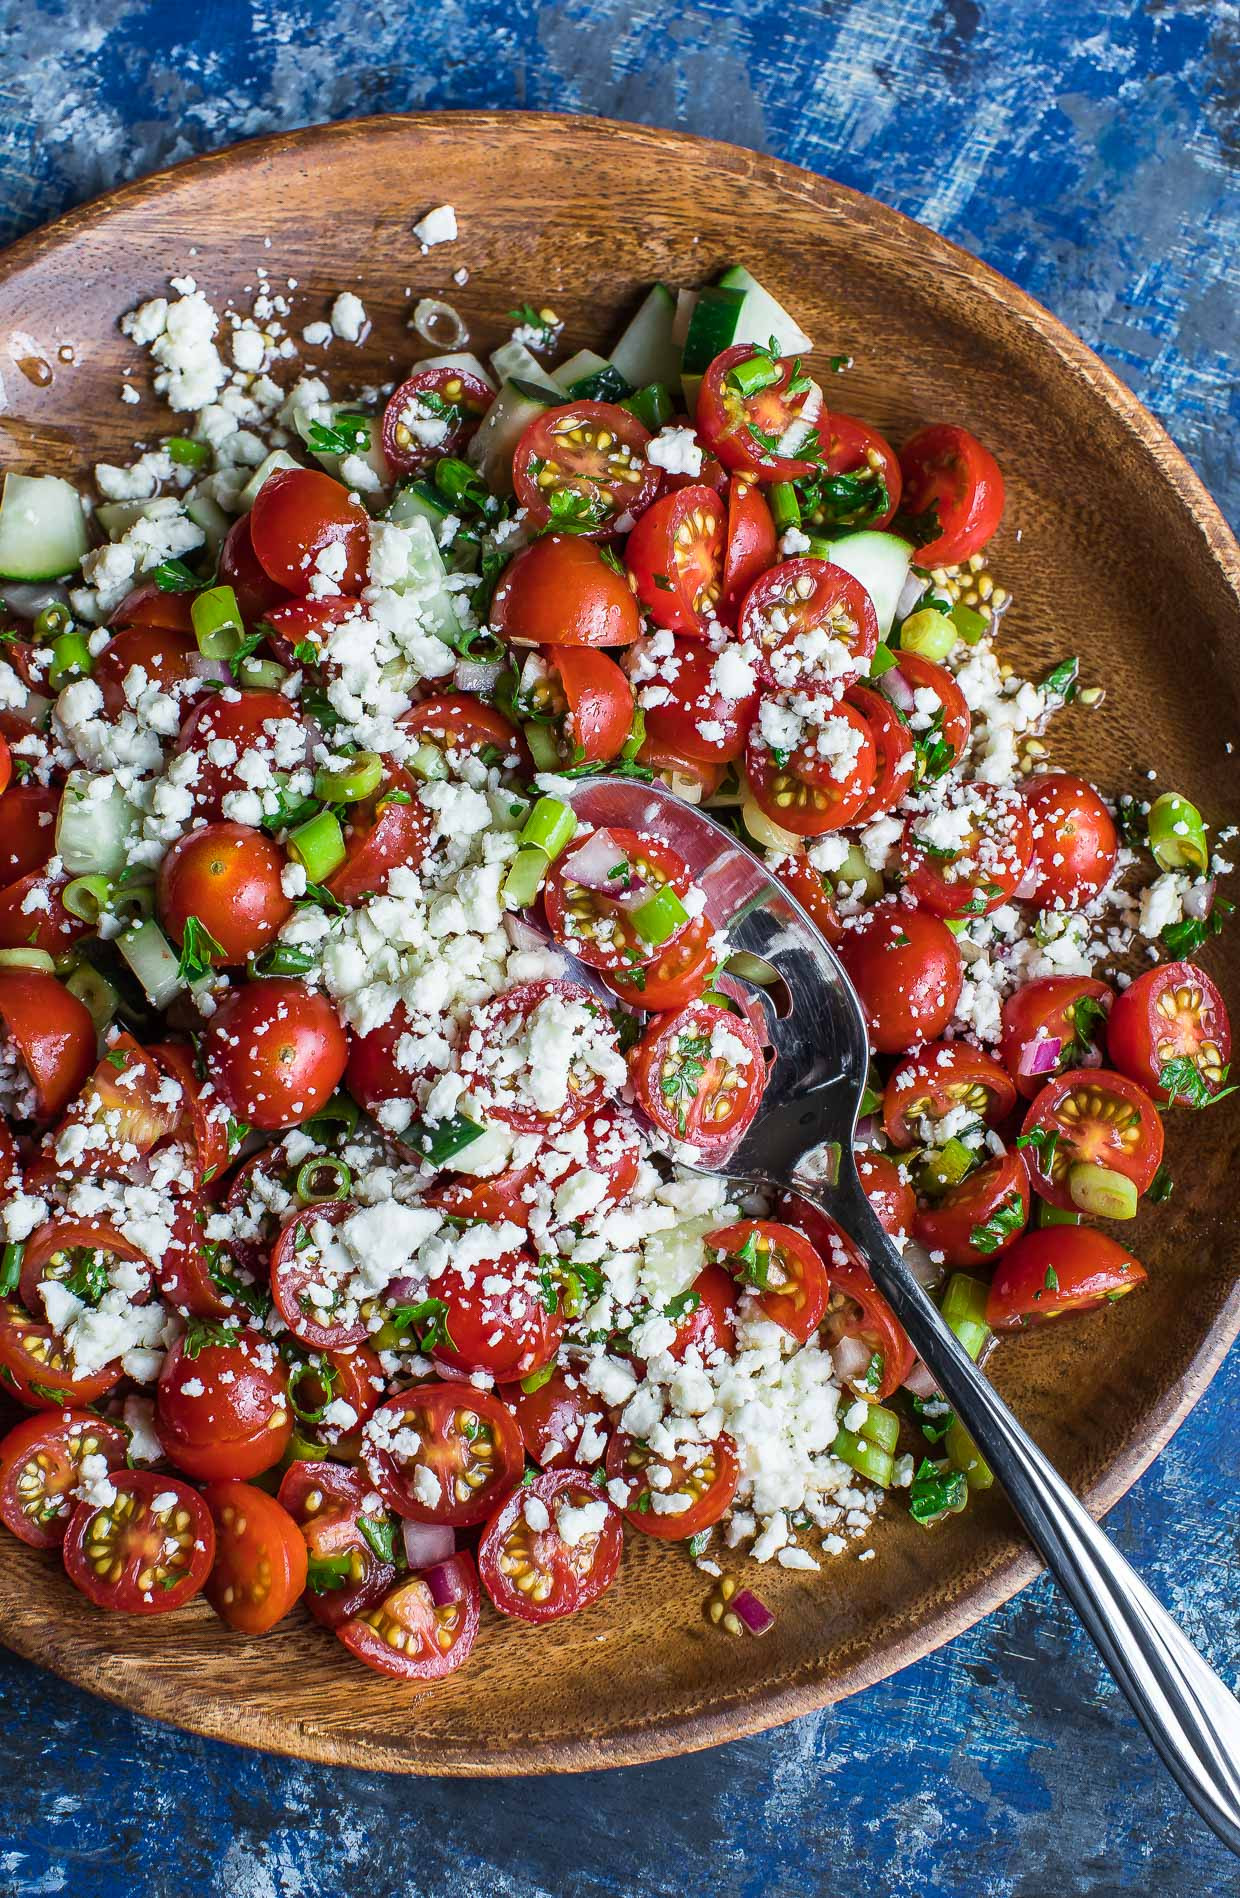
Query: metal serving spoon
562 776 1240 1856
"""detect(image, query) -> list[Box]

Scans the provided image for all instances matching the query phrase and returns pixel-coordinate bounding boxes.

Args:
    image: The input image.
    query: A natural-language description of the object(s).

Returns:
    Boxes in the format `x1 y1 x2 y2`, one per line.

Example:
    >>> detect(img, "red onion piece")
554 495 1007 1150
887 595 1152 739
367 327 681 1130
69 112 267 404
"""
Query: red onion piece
903 1358 940 1400
831 1333 872 1385
402 1521 456 1572
454 655 507 697
901 1239 944 1290
188 654 234 686
1012 863 1041 903
561 828 634 893
879 664 915 714
1017 1034 1062 1078
731 1587 775 1636
1182 875 1216 922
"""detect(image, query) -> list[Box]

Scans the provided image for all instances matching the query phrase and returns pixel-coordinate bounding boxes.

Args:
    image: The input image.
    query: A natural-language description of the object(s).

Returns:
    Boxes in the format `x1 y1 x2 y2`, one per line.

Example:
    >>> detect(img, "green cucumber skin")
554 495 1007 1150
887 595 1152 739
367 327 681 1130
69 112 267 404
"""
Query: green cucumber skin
610 282 681 392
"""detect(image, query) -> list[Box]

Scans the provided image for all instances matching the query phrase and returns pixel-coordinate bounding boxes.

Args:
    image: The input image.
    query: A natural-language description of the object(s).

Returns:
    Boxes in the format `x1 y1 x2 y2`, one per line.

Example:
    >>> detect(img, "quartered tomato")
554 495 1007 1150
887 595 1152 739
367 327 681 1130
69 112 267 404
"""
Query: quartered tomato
500 1369 600 1471
706 1218 830 1344
361 1384 524 1528
781 1195 916 1400
93 624 200 719
277 1458 398 1628
857 1149 916 1239
157 821 293 966
0 967 95 1123
0 784 60 885
878 651 971 783
603 913 716 1012
774 854 845 944
0 869 87 954
836 903 964 1054
1019 1068 1165 1211
217 512 291 623
696 344 824 481
31 1034 181 1185
740 558 878 689
884 1041 1017 1149
605 1427 740 1539
203 979 348 1131
400 693 529 777
898 423 1005 568
62 1471 215 1613
914 1149 1032 1270
0 1409 128 1549
455 979 620 1135
801 413 902 532
175 688 312 819
0 1297 123 1409
719 478 777 621
543 827 695 973
624 485 726 633
339 1551 481 1680
432 1251 564 1383
490 535 643 648
667 1263 738 1364
381 363 493 475
18 1214 152 1323
249 467 370 595
628 999 767 1158
901 783 1033 918
513 400 657 536
270 1200 371 1351
1106 961 1231 1108
1024 774 1118 910
999 976 1112 1100
519 645 633 766
746 694 877 837
986 1227 1147 1331
156 1329 292 1481
324 759 432 907
633 636 759 766
479 1467 622 1621
845 682 916 822
202 1480 307 1633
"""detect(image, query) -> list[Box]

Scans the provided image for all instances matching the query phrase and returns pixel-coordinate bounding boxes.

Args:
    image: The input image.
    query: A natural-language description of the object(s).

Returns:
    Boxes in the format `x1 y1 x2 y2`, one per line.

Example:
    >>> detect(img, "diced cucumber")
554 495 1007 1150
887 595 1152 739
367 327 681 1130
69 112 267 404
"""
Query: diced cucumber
0 474 89 582
237 450 302 512
550 349 630 403
715 265 813 355
680 266 815 417
95 500 160 540
610 283 681 391
467 378 559 495
185 488 231 559
489 339 559 392
817 530 914 638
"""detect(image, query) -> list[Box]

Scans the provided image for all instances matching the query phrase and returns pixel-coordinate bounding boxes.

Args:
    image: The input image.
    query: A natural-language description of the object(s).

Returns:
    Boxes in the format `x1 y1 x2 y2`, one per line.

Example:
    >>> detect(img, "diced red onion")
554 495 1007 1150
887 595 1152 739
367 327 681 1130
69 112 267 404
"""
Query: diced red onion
1017 1034 1062 1078
453 655 507 697
903 1359 940 1399
419 1551 461 1602
831 1333 872 1385
774 381 823 461
1182 876 1216 922
894 571 928 622
854 1115 876 1145
880 664 915 714
901 1239 944 1290
503 912 556 957
1013 863 1041 903
189 655 234 686
731 1587 775 1636
1 580 70 620
562 828 633 892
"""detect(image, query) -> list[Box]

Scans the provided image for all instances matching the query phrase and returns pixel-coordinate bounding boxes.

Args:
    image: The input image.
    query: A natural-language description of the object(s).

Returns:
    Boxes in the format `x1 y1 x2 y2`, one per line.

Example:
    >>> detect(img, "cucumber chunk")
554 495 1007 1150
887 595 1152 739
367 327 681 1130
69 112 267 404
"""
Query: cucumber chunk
0 474 88 582
817 530 914 638
610 283 680 391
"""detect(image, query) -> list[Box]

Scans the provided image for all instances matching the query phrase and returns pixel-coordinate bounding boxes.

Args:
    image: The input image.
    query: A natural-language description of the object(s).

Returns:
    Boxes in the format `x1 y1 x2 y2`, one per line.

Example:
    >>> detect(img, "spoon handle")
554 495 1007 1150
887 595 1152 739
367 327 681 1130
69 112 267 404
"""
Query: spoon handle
801 1167 1240 1857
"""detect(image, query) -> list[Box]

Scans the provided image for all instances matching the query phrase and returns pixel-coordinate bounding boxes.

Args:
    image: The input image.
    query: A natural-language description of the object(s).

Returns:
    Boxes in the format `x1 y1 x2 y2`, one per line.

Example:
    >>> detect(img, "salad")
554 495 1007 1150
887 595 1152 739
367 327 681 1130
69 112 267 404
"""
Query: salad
0 227 1231 1687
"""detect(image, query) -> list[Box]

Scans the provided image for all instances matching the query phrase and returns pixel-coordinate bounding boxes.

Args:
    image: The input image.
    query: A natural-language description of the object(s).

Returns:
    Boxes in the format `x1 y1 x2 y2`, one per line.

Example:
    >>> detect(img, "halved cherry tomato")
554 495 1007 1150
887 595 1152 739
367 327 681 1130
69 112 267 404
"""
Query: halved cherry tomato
845 682 916 822
18 1214 151 1323
884 1041 1017 1149
746 695 877 837
157 821 293 966
696 343 824 481
500 1369 601 1470
478 1467 622 1620
204 979 347 1131
780 1194 916 1400
283 1341 383 1452
1000 976 1112 1100
156 1330 291 1481
339 1551 481 1680
878 651 971 782
0 784 60 884
31 1034 181 1184
901 783 1033 918
513 400 657 536
400 693 529 776
270 1200 375 1352
344 1002 435 1117
706 1218 829 1344
277 1458 398 1628
0 967 95 1123
428 1109 640 1227
324 759 432 907
986 1227 1147 1330
740 559 878 690
801 413 902 532
605 1427 739 1539
203 1480 308 1633
249 467 370 595
858 1149 916 1238
543 828 695 972
914 1149 1031 1270
527 645 634 766
837 902 963 1054
93 623 200 718
1024 774 1118 910
1107 961 1232 1108
490 535 643 648
628 999 767 1159
719 478 777 622
0 869 87 953
175 688 312 819
361 1384 524 1527
773 854 845 944
631 636 759 766
381 363 493 475
0 1297 123 1409
456 978 620 1135
156 1191 265 1321
432 1249 563 1383
146 1039 230 1189
624 486 725 634
603 913 716 1012
108 579 198 634
62 1471 215 1614
260 593 358 669
0 1409 128 1549
898 423 1005 568
217 512 291 623
1019 1068 1165 1211
667 1263 739 1365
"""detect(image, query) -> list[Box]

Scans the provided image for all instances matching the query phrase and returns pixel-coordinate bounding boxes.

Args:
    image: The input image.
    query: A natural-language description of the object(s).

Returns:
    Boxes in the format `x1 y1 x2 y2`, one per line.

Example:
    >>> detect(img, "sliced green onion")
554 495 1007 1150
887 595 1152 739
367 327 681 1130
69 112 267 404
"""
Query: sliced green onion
0 1241 23 1297
65 963 120 1034
62 874 112 923
167 436 211 468
950 602 987 645
620 702 646 763
1147 792 1210 876
802 533 836 561
302 1093 360 1141
831 1427 894 1487
47 631 94 690
253 942 317 977
288 810 346 882
0 947 55 972
740 796 803 854
519 1361 557 1395
33 602 72 641
117 917 182 1008
282 1432 331 1468
866 642 898 679
859 1403 900 1455
620 382 674 434
945 1416 993 1491
407 741 449 782
287 1354 338 1425
404 1112 487 1167
631 884 690 946
314 751 383 804
922 1137 976 1195
898 608 956 662
295 1158 352 1204
1036 1199 1082 1229
522 720 562 773
727 355 782 398
940 1272 992 1361
521 795 576 860
768 482 800 534
109 879 155 924
236 656 289 691
1067 1162 1138 1220
502 845 550 909
190 584 244 661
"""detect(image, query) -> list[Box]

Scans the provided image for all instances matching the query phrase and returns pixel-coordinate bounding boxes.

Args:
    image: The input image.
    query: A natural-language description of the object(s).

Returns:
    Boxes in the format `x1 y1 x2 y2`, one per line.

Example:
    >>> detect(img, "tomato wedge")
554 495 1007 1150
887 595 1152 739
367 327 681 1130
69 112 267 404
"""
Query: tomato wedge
624 486 726 634
455 978 621 1135
277 1459 399 1628
740 558 878 690
780 1194 915 1399
901 783 1033 918
361 1384 524 1527
0 1296 123 1410
986 1228 1147 1331
898 423 1004 569
836 902 963 1054
999 976 1112 1100
543 828 695 973
719 478 777 622
325 759 432 907
490 535 643 648
603 913 716 1012
270 1199 371 1351
1106 961 1232 1108
381 364 493 475
1019 1068 1164 1212
0 966 95 1124
800 413 902 532
845 682 916 822
883 1041 1017 1149
913 1150 1032 1270
745 694 877 837
696 343 824 481
62 1471 215 1614
478 1468 622 1621
631 636 759 767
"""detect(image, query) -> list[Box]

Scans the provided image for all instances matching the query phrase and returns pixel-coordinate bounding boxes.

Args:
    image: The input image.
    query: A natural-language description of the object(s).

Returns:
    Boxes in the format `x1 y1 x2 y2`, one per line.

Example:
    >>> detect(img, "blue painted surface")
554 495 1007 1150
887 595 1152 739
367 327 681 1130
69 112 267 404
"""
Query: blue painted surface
0 2 1237 1892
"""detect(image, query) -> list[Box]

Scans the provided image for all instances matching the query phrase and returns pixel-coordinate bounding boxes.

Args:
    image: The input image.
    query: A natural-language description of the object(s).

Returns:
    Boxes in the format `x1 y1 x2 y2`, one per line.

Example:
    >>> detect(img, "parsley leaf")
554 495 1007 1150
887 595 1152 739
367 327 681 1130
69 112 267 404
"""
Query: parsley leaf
384 1297 456 1354
357 1513 400 1566
176 914 225 984
968 1194 1027 1257
60 1247 110 1305
1157 1056 1236 1110
306 412 372 457
182 1316 241 1360
1062 993 1109 1067
306 1553 354 1594
1016 1125 1060 1176
1161 897 1233 959
226 628 268 679
1039 656 1080 703
153 558 201 593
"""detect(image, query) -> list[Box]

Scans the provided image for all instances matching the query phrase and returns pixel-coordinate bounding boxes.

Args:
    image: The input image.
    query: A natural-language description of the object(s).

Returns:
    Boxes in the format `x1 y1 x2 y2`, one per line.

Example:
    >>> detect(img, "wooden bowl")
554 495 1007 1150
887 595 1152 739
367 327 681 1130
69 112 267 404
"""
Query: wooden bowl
0 112 1237 1775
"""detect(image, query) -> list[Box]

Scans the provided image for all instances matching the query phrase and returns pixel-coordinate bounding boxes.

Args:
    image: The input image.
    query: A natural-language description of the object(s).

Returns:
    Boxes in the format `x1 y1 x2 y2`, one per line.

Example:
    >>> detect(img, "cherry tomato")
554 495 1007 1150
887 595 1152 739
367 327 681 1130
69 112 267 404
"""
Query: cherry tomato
878 651 971 780
31 1034 181 1184
204 979 347 1131
845 682 916 822
529 645 634 766
901 783 1033 918
362 1384 524 1528
490 535 643 648
740 559 878 690
380 363 493 475
500 1369 601 1470
108 579 197 634
543 829 695 972
0 868 87 953
432 1249 564 1382
146 1039 230 1189
781 1194 916 1399
858 1149 916 1238
261 593 358 669
1019 1068 1165 1211
157 1330 291 1481
883 1041 1017 1149
217 512 291 623
93 624 200 719
999 976 1113 1100
605 1427 740 1539
706 1218 830 1344
914 1149 1032 1270
1107 961 1232 1108
603 914 716 1012
478 1467 622 1621
986 1227 1147 1330
157 821 293 966
283 1342 383 1452
773 854 845 944
1023 774 1118 910
836 902 964 1054
277 1458 398 1628
628 1000 767 1159
324 759 432 907
667 1263 739 1364
155 1191 265 1321
203 1480 308 1633
0 784 61 884
0 967 95 1123
0 731 9 801
696 343 824 481
746 694 877 837
632 636 759 766
400 693 529 776
0 1409 128 1549
513 400 657 536
898 423 1005 568
801 413 902 532
719 478 777 622
249 467 370 595
18 1214 152 1323
634 744 726 802
0 1297 123 1409
624 486 726 633
62 1471 215 1614
339 1550 481 1680
456 979 619 1135
175 688 312 819
428 1109 640 1227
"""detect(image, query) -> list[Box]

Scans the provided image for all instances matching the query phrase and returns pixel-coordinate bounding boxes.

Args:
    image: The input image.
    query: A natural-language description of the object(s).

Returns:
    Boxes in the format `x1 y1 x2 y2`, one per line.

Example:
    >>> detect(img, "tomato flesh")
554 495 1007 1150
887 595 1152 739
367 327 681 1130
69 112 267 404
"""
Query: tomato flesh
746 694 877 838
740 559 878 690
339 1552 481 1679
836 903 964 1055
490 534 643 647
361 1384 524 1528
1019 1067 1165 1211
203 1479 308 1633
986 1228 1147 1330
479 1467 623 1621
898 423 1004 568
513 400 657 537
0 1410 128 1549
624 486 725 634
604 1428 739 1539
62 1471 215 1613
706 1219 829 1344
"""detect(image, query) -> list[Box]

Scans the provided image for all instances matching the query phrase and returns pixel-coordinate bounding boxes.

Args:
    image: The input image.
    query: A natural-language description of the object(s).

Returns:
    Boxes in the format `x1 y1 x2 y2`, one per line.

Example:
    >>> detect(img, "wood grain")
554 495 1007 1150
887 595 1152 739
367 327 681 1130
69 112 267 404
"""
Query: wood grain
0 111 1237 1776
